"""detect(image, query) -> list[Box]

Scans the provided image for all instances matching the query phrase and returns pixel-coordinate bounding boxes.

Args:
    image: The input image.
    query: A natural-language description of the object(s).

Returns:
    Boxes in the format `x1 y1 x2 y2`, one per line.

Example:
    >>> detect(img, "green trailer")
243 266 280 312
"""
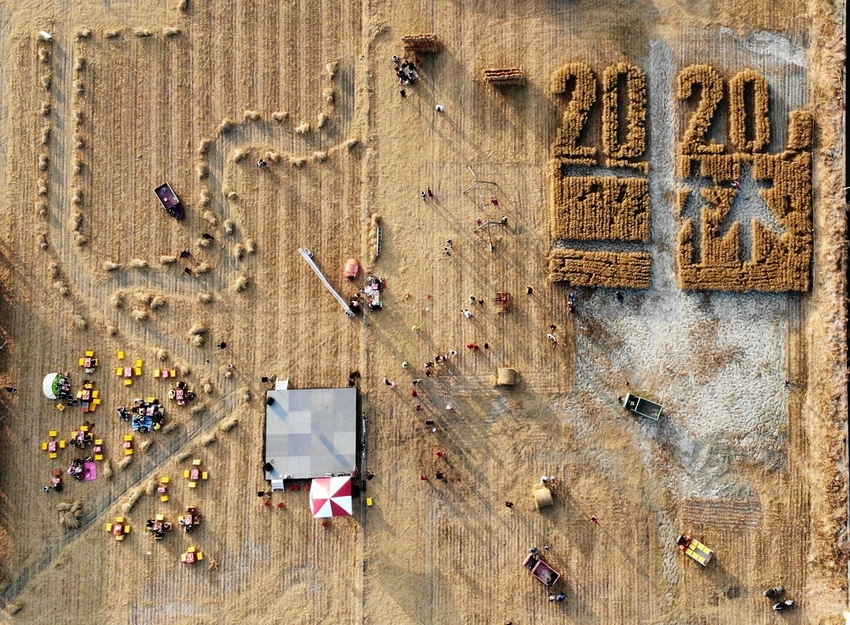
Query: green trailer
621 393 663 421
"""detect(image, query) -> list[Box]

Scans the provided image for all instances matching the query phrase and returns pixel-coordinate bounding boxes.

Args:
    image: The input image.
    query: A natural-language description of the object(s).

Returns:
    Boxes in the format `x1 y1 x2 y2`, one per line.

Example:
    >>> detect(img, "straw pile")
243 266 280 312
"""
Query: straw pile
785 110 813 152
401 33 439 52
601 62 647 161
677 151 812 291
677 64 724 154
550 62 597 164
728 69 770 153
548 249 652 288
551 170 650 242
482 68 526 86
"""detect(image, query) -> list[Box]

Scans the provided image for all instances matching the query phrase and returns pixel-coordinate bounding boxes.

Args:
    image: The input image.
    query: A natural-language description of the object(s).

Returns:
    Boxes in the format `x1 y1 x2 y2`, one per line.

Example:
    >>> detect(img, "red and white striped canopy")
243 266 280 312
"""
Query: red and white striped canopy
310 476 353 518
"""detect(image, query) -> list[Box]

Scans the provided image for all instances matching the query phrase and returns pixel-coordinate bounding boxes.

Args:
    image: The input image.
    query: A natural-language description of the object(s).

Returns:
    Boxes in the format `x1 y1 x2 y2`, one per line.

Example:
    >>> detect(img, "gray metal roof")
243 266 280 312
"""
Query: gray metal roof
264 387 358 480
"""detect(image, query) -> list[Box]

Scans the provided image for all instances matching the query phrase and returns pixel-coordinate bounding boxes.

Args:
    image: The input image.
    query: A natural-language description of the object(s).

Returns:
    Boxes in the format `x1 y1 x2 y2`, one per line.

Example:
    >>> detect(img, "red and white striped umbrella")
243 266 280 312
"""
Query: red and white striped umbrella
310 476 353 518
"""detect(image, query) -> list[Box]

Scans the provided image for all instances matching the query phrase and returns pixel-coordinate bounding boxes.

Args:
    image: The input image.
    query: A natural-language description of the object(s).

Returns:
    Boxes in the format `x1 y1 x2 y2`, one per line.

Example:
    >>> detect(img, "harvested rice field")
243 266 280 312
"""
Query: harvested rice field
0 0 845 623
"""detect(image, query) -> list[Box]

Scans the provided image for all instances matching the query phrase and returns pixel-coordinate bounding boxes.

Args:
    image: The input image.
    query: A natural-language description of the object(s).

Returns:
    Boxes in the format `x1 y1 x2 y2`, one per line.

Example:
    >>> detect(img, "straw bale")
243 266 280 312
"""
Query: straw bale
601 62 647 160
550 62 596 161
728 69 770 153
401 33 439 51
482 67 526 86
677 150 812 292
551 170 650 242
548 249 652 289
677 65 724 154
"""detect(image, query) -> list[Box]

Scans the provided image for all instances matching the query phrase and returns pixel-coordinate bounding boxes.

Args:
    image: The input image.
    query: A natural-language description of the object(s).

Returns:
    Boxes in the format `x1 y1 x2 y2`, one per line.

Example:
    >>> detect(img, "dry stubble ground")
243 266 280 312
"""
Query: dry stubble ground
0 0 845 623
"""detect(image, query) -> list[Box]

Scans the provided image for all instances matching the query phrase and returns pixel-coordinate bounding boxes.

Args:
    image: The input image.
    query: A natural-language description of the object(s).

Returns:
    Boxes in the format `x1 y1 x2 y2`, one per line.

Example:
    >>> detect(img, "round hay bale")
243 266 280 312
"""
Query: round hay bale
163 26 181 36
77 29 92 39
533 484 553 509
130 258 148 268
105 325 118 337
109 293 124 307
156 348 168 361
244 239 256 254
139 439 152 453
271 111 288 122
191 334 205 347
199 433 216 446
224 219 235 234
102 460 113 480
195 262 211 275
160 255 177 265
56 502 71 512
73 315 87 330
202 210 217 225
117 455 133 470
131 309 149 322
103 261 121 272
497 367 517 386
198 292 213 304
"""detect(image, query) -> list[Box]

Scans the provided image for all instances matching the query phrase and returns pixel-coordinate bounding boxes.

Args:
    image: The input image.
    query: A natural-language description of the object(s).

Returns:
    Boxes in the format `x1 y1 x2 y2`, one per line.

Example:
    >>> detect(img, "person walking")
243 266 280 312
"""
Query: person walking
505 501 514 509
462 309 473 319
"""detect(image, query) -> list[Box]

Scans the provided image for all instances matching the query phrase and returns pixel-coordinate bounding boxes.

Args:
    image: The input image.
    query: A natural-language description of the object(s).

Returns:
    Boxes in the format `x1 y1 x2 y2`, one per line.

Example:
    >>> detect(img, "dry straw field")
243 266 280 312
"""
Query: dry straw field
0 0 845 623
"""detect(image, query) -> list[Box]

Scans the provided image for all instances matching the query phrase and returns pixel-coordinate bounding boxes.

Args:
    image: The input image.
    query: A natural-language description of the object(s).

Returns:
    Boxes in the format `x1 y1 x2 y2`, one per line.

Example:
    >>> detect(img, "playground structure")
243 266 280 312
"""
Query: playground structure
298 248 356 318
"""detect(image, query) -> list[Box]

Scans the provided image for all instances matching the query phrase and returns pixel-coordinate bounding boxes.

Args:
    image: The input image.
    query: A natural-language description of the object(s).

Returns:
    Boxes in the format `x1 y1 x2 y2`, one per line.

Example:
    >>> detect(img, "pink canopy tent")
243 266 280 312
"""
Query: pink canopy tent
310 476 353 518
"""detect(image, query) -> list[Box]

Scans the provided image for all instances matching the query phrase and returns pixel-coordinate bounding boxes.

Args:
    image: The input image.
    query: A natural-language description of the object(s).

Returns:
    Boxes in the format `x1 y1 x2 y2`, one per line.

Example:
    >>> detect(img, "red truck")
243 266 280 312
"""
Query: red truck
522 551 561 587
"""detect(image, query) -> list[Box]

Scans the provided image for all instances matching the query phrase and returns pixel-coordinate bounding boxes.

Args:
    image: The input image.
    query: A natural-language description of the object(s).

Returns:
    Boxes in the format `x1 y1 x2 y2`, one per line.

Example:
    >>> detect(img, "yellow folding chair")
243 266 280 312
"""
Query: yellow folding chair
78 358 86 366
117 351 125 360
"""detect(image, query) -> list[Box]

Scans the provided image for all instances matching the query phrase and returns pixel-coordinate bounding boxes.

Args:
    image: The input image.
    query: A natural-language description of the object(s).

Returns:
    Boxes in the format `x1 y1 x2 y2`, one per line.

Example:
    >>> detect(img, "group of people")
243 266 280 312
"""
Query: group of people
145 517 173 540
392 55 419 87
118 398 166 433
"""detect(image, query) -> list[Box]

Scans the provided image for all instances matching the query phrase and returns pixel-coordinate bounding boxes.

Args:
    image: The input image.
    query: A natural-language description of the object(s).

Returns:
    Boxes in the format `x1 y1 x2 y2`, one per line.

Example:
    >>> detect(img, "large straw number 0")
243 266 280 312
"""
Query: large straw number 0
551 63 596 158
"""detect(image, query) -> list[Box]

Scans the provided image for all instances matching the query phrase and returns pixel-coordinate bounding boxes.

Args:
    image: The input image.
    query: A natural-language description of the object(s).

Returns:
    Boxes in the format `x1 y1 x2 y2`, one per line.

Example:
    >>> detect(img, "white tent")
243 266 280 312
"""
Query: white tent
42 373 61 399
